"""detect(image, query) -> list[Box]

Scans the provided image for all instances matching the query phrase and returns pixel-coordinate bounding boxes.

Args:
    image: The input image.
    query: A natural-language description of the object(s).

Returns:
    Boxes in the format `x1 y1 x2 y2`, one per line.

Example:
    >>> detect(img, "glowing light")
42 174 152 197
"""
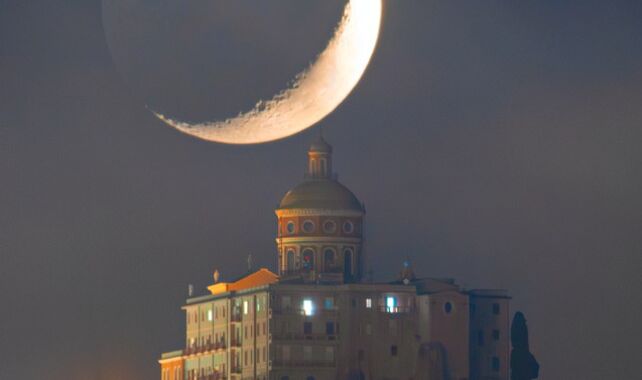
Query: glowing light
303 299 314 316
154 0 383 144
366 298 372 308
386 296 397 313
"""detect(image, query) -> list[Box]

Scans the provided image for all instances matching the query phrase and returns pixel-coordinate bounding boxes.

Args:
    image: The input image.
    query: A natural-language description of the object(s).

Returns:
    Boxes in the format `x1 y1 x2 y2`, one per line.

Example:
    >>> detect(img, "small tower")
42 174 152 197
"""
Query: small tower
275 136 365 283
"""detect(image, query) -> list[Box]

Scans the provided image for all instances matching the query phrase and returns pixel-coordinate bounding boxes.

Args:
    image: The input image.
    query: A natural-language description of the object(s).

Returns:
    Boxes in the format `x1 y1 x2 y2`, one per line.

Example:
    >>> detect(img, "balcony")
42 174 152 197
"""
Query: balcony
230 313 242 323
184 340 227 356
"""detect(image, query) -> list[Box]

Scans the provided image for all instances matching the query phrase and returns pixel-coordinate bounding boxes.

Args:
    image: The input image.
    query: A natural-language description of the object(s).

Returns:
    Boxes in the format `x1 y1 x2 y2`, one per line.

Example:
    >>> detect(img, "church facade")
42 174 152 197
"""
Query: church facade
159 138 510 380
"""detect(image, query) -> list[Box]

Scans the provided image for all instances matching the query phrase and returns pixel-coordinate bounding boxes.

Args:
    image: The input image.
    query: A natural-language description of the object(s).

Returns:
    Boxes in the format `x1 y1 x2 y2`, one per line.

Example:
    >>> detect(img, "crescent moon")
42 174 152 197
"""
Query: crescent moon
153 0 382 144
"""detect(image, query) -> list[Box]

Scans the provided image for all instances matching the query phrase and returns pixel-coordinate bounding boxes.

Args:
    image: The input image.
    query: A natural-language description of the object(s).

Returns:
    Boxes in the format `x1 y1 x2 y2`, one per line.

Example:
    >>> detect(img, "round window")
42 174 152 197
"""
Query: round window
444 302 453 314
302 220 315 233
286 221 295 234
342 220 354 234
323 220 337 233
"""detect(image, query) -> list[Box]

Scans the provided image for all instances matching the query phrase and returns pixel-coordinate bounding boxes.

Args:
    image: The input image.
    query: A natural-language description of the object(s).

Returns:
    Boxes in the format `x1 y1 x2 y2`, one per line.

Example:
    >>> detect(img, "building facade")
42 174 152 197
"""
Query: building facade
159 138 510 380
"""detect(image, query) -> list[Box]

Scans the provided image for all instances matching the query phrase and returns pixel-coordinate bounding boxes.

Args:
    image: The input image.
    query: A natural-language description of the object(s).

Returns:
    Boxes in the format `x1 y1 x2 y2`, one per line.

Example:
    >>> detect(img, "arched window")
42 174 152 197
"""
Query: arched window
343 248 354 281
302 248 315 270
324 248 336 270
286 249 295 271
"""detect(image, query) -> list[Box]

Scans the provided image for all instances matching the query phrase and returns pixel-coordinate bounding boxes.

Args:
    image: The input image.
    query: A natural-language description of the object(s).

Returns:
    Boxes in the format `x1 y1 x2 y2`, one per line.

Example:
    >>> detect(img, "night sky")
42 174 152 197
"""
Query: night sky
2 1 641 379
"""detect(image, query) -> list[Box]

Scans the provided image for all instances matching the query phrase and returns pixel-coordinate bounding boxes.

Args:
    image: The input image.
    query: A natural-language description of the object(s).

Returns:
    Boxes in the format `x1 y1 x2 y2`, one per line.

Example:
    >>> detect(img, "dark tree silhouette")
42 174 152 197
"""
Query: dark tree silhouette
510 312 540 380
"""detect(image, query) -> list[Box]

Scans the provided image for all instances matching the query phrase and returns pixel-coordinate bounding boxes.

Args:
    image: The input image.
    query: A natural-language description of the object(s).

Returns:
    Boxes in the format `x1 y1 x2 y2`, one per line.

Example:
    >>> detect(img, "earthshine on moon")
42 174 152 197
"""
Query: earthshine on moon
153 0 382 144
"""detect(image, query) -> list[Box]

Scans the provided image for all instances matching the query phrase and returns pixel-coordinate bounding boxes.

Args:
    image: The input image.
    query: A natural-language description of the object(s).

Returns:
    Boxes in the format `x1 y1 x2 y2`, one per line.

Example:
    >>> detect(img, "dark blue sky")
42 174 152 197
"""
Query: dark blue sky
1 1 641 379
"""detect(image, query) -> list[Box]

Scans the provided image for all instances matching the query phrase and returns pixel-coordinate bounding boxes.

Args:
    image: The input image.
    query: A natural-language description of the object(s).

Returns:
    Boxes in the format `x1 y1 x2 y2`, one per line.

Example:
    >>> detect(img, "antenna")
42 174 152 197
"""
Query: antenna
247 254 253 272
213 269 220 283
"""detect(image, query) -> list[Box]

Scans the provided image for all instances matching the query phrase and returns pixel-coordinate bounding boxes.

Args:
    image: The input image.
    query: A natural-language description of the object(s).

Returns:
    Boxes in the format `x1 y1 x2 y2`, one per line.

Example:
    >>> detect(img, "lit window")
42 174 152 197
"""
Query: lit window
303 299 314 316
324 297 334 309
386 296 398 313
243 300 249 315
365 298 372 308
207 309 213 321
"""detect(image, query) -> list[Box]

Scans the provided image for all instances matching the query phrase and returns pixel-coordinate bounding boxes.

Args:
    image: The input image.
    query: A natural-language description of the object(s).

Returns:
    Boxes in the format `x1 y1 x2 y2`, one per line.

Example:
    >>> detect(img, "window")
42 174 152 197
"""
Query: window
365 323 372 335
302 249 315 270
386 296 398 313
304 321 312 335
470 303 476 316
282 296 291 309
365 298 372 308
323 220 337 233
325 347 334 362
444 302 453 314
478 330 484 346
303 299 314 316
286 221 295 234
323 249 336 269
302 220 315 233
243 300 249 315
303 346 312 361
286 249 295 270
493 303 500 315
207 309 213 321
492 357 500 371
326 321 335 335
244 350 248 366
493 329 500 340
389 319 398 336
324 297 334 310
390 345 398 356
282 345 290 361
342 220 354 234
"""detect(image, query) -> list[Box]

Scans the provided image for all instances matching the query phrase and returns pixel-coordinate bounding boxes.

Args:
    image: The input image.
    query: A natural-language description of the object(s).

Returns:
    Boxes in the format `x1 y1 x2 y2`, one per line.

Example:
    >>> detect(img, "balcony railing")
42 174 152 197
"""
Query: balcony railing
270 307 338 316
379 306 414 313
184 340 227 355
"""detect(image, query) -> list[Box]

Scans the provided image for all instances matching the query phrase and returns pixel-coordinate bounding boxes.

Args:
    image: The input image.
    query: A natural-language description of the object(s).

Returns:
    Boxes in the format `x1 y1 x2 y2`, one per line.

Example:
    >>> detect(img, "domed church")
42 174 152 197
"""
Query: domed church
159 139 511 380
276 136 365 284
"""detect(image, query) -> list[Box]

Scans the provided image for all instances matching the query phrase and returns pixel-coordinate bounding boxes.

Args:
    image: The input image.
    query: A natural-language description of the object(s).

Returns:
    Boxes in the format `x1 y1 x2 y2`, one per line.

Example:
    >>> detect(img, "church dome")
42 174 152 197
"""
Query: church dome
278 178 364 212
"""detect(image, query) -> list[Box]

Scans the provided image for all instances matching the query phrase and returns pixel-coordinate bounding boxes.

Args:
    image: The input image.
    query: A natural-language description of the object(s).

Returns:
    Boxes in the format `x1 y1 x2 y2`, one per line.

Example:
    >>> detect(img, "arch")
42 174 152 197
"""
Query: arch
343 248 353 282
286 249 295 271
324 248 336 271
302 248 315 271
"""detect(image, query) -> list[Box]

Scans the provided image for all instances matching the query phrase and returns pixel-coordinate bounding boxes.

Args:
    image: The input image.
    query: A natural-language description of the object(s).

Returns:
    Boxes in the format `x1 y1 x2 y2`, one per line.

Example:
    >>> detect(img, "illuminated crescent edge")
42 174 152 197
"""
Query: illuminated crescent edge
152 0 382 144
